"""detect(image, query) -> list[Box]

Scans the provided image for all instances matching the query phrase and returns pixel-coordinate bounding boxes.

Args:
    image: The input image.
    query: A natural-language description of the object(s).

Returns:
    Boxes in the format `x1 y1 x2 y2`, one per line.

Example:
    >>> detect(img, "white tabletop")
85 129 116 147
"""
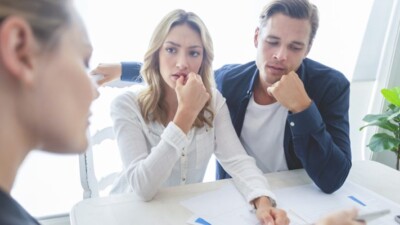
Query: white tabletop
70 160 400 225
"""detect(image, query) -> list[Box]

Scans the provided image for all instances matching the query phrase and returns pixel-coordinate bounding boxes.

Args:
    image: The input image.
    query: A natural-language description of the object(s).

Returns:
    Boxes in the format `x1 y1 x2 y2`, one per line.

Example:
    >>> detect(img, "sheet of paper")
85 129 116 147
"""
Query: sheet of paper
180 181 400 225
180 181 259 225
274 181 400 225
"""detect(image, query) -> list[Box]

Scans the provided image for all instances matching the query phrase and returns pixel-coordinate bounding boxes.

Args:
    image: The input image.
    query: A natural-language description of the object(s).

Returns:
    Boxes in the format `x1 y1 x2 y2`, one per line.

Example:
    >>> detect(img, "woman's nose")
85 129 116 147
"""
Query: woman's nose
176 54 188 70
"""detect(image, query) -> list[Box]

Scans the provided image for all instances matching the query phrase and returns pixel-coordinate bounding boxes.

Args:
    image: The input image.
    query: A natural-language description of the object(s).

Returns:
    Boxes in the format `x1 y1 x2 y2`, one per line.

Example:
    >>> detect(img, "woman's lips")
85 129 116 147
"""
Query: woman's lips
172 73 188 81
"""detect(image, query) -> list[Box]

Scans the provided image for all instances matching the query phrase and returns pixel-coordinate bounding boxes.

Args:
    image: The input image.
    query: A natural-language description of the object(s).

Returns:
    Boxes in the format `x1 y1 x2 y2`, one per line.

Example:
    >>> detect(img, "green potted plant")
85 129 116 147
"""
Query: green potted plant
360 86 400 170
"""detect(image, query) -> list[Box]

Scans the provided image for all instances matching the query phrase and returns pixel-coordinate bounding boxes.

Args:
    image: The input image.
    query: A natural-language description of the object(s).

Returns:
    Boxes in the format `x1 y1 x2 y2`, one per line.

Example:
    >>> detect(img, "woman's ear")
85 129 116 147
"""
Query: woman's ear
0 16 37 85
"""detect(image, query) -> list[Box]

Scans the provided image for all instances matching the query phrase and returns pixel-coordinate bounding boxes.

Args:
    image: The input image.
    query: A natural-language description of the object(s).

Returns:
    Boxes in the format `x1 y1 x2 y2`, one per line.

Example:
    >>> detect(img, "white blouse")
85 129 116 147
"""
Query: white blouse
110 86 275 203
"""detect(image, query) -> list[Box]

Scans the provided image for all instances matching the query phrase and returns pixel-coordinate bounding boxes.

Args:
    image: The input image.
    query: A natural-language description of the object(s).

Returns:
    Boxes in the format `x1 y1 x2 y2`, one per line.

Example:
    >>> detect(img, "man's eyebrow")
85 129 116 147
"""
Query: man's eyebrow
266 35 280 40
291 41 306 47
266 36 306 46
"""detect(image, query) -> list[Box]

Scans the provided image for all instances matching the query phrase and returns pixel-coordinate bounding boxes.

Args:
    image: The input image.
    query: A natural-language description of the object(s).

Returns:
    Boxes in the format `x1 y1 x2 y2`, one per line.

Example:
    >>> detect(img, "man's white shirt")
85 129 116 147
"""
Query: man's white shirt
240 95 289 173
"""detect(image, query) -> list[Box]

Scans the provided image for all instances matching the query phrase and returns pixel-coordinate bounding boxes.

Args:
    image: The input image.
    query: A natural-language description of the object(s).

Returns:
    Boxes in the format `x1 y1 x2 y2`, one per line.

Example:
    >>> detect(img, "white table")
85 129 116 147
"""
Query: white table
70 160 400 225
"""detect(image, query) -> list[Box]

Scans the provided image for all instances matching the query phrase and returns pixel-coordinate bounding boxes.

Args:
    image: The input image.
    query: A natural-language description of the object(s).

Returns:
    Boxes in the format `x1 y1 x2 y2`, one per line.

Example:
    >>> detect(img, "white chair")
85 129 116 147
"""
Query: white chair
79 80 136 198
79 127 119 198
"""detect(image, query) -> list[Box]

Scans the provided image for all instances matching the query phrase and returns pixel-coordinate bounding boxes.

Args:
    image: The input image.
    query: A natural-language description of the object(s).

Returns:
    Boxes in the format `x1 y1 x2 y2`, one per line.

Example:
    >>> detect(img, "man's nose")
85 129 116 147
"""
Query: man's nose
273 47 287 61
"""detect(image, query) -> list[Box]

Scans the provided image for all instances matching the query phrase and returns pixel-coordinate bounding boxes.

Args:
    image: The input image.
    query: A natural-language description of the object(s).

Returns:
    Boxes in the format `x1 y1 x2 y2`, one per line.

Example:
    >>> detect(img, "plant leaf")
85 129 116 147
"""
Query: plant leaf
360 105 400 131
359 120 398 132
360 110 399 131
362 114 387 123
362 108 399 123
388 103 398 111
381 87 400 107
367 133 400 152
387 108 400 121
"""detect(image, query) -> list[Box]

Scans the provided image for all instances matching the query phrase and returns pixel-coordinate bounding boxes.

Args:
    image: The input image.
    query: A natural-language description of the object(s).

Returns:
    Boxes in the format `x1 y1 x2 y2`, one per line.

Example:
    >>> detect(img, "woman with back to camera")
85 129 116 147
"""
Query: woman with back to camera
0 0 96 224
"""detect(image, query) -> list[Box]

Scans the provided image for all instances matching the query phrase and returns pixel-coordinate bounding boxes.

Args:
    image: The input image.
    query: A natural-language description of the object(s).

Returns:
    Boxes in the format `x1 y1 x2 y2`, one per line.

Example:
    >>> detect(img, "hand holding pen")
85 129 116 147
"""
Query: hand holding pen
315 208 365 225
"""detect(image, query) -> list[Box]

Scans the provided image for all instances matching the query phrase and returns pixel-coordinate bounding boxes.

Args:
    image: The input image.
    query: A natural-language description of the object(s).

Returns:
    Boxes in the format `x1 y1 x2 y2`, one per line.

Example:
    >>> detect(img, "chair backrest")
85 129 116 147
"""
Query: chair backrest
79 127 120 198
79 80 136 198
79 143 98 198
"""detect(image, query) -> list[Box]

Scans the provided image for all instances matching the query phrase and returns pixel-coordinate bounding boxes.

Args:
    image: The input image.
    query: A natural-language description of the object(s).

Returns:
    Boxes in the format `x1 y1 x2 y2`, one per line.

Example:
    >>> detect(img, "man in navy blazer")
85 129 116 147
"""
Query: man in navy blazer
92 0 351 194
211 0 351 194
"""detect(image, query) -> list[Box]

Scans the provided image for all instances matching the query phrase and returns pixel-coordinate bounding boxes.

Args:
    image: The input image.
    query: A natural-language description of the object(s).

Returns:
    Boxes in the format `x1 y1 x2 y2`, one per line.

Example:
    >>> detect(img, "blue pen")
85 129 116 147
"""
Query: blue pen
395 215 400 224
195 217 211 225
348 195 366 206
356 209 390 222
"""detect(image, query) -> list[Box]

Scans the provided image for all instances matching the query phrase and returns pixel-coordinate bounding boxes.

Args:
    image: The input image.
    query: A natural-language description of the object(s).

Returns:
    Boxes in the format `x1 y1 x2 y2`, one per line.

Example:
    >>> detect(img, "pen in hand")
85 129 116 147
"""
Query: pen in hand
395 214 400 224
355 209 390 223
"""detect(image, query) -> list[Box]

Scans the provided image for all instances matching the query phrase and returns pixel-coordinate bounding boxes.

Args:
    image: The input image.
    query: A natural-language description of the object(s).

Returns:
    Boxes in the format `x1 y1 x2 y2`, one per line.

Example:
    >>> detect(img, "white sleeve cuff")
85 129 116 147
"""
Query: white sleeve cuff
161 122 188 153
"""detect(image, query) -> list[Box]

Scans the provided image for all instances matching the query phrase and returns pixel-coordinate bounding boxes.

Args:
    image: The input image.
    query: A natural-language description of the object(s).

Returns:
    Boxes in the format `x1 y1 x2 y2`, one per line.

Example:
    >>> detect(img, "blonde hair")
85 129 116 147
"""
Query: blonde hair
138 9 215 128
0 0 72 50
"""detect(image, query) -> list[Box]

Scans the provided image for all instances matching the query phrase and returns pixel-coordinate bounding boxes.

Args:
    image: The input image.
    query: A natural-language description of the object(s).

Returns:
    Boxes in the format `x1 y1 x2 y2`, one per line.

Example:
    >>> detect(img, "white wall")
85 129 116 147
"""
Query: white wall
349 81 375 160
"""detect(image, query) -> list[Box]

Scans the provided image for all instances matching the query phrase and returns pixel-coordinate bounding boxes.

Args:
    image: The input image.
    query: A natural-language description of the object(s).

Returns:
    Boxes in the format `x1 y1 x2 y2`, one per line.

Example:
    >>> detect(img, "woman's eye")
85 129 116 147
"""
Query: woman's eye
190 51 201 57
166 47 176 54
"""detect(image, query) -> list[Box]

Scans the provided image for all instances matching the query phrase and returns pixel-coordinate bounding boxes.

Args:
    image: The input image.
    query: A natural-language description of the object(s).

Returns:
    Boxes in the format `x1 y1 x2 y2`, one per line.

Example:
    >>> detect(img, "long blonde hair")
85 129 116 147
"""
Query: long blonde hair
138 9 215 128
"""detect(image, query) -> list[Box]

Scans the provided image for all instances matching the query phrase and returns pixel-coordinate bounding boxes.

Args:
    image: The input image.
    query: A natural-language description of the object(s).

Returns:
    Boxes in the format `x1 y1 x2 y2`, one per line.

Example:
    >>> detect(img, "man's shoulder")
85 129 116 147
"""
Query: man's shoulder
213 61 256 100
302 58 349 84
303 58 346 76
215 61 257 83
301 58 350 101
216 61 256 75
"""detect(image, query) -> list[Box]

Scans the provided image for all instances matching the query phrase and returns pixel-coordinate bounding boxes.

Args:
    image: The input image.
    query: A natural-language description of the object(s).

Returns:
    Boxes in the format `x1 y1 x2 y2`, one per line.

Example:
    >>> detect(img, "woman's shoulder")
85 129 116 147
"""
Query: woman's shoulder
210 88 226 112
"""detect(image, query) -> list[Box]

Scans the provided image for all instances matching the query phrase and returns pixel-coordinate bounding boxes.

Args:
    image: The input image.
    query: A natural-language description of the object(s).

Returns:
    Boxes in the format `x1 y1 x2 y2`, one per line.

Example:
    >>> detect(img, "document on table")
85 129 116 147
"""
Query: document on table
180 181 400 225
274 182 399 225
181 182 260 225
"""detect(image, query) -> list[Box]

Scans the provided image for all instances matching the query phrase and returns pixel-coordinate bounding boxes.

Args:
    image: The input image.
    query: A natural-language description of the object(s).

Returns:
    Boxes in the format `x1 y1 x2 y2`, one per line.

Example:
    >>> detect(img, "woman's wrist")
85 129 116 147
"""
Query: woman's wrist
253 196 276 209
173 108 197 134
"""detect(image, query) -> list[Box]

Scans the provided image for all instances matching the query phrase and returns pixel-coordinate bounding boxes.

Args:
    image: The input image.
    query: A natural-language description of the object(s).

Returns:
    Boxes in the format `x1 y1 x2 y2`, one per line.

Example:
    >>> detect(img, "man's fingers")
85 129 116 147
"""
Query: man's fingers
347 207 359 218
